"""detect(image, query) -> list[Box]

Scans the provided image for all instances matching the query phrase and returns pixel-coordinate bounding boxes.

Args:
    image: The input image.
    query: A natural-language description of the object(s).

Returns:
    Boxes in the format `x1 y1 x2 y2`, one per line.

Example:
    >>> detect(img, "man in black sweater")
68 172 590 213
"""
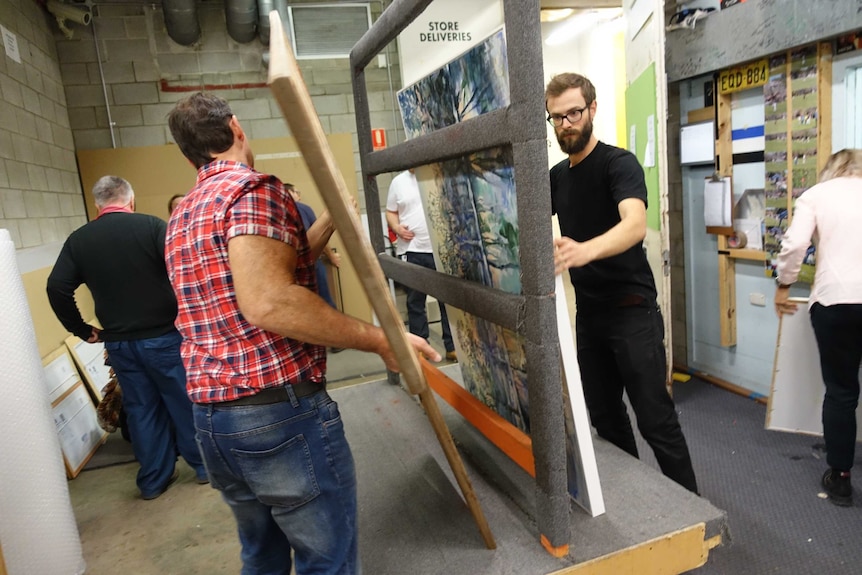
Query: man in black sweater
47 175 207 499
546 73 698 493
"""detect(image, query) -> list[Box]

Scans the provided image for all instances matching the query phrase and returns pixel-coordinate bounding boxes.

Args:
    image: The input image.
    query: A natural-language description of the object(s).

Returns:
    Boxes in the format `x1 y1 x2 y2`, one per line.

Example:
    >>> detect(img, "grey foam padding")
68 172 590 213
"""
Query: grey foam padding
364 109 512 176
379 255 524 330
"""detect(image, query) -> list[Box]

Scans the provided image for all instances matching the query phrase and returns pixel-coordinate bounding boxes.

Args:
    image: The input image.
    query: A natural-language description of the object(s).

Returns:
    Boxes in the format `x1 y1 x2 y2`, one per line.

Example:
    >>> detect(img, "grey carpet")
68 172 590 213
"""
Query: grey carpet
656 378 862 574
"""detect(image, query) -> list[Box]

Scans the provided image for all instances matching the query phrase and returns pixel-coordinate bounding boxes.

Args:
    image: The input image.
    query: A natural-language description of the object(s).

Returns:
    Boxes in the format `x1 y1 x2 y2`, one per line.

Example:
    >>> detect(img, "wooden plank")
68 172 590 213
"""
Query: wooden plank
266 11 495 550
0 541 6 575
817 42 833 176
715 92 732 177
726 248 767 261
717 235 736 347
549 523 709 575
686 106 714 124
715 90 736 347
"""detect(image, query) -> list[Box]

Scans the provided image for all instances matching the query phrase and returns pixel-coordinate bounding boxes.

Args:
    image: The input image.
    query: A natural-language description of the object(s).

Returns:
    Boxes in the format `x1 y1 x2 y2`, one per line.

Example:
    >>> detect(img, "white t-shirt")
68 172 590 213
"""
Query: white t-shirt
386 171 432 254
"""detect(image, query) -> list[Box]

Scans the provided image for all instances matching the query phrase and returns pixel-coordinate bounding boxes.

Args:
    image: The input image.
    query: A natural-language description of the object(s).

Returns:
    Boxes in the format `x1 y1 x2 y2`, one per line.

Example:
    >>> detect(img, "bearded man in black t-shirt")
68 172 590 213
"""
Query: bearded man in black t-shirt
546 73 698 494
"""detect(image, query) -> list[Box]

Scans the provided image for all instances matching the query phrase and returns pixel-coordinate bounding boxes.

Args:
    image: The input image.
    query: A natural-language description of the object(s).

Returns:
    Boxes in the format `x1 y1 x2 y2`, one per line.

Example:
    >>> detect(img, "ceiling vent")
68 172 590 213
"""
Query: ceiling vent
288 3 371 59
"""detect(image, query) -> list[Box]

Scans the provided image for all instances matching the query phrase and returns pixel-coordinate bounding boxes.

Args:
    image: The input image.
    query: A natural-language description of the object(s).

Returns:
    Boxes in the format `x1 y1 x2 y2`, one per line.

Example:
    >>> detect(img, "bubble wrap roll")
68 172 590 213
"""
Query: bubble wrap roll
0 230 85 575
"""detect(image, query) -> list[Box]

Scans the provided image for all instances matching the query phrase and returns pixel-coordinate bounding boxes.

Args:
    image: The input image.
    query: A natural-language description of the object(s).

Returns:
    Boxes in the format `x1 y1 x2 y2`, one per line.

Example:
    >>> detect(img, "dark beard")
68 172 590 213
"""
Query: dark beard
556 117 593 155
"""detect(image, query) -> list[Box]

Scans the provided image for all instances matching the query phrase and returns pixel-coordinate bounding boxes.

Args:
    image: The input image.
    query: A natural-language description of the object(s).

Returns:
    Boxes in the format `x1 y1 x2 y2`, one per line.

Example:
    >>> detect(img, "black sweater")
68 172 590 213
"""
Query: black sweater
46 212 178 341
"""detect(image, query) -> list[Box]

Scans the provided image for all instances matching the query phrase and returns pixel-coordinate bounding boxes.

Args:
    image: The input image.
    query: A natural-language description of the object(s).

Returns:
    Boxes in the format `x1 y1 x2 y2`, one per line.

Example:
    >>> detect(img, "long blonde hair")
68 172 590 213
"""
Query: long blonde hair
819 148 862 181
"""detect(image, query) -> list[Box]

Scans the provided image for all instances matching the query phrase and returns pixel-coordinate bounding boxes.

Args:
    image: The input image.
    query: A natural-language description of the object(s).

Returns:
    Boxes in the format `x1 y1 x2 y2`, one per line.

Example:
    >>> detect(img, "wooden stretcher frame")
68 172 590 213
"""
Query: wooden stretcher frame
266 11 495 550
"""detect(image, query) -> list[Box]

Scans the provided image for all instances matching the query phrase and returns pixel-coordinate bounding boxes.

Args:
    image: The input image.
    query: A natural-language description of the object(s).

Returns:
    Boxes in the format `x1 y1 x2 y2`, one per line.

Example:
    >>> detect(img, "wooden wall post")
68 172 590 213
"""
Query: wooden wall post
817 42 833 176
716 89 736 347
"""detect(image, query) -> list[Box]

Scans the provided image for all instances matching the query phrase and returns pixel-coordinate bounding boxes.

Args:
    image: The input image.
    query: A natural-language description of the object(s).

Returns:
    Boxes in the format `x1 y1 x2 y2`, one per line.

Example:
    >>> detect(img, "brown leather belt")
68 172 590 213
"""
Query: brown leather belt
217 382 325 407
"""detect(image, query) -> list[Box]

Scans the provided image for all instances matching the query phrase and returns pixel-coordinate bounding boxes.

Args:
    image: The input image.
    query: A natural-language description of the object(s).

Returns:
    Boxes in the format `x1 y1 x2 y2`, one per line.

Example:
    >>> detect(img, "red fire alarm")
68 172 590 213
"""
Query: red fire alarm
371 129 386 150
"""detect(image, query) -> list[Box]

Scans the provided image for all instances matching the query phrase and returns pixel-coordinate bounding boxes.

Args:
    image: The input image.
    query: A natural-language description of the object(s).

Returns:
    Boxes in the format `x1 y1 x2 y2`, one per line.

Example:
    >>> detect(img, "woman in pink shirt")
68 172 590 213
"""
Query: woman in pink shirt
775 149 862 507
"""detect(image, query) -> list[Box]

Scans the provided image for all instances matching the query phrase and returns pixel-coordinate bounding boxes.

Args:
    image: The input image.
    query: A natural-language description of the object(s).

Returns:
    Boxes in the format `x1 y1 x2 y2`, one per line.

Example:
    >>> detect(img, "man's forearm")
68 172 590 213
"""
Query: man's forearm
306 212 335 260
584 217 645 261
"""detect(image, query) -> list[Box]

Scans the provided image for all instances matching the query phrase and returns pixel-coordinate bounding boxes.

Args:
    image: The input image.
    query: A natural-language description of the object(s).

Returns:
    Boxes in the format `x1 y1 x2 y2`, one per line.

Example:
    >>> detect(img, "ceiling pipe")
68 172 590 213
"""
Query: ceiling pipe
257 0 289 46
162 0 200 46
225 0 259 43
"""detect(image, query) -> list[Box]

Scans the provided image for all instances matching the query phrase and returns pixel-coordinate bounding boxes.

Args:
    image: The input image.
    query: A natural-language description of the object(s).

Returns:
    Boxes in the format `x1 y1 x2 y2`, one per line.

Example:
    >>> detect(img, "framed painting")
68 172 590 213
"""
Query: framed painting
398 28 602 514
42 346 81 405
51 381 107 478
65 332 112 403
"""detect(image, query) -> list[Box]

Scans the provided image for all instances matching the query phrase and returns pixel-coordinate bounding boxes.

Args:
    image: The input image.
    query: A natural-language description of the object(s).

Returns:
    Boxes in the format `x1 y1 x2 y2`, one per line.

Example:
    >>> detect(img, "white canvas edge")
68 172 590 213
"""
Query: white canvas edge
556 274 605 517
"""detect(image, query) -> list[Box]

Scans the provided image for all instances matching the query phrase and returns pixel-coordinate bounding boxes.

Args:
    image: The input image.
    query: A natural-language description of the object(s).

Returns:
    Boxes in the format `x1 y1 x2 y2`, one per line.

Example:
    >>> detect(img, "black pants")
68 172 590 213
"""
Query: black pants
404 251 454 353
810 302 862 472
576 303 698 493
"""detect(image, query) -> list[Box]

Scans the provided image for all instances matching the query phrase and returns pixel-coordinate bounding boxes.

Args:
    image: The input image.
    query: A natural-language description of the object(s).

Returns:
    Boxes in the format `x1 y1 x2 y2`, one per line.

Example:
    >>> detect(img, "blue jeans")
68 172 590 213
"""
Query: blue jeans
576 303 698 493
810 302 862 472
405 251 454 353
193 388 358 575
104 330 206 497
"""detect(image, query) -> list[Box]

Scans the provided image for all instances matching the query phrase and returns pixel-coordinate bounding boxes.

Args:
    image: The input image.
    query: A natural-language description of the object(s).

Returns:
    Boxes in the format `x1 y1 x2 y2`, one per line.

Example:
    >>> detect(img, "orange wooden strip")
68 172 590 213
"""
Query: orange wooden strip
420 357 535 476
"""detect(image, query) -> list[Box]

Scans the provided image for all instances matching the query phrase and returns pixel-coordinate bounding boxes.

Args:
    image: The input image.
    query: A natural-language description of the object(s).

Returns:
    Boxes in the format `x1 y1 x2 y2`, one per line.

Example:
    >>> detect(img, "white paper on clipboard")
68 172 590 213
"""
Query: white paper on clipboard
704 177 732 228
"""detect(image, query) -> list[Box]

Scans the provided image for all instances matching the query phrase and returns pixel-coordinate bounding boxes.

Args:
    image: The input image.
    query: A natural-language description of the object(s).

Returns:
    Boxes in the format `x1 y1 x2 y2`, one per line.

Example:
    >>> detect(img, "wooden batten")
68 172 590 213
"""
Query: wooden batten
715 90 736 347
817 42 833 175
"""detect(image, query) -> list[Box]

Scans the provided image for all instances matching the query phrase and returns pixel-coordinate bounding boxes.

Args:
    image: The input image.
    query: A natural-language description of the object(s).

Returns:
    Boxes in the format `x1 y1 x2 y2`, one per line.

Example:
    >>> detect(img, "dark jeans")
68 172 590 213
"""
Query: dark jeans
404 251 454 353
104 330 206 496
576 303 698 493
194 388 357 575
810 302 862 472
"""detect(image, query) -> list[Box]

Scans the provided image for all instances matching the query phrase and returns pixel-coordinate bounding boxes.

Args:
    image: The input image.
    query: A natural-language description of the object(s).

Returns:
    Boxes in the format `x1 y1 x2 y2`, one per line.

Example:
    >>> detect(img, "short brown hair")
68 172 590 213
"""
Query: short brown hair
167 92 235 169
544 73 596 105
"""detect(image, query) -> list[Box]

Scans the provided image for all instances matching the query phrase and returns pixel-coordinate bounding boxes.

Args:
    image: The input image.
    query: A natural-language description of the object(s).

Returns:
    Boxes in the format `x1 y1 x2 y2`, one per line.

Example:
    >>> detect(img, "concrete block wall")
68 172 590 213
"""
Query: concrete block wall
58 2 405 211
0 0 86 249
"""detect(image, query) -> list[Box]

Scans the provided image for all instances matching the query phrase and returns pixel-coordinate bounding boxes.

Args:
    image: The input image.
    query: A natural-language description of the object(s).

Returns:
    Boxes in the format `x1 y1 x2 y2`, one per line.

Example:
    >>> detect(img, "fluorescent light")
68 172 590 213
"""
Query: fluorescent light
544 8 623 46
541 9 574 23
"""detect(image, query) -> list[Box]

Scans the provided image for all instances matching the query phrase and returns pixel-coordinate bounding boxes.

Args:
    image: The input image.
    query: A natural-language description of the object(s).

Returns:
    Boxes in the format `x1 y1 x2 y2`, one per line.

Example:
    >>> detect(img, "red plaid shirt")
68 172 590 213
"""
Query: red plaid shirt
165 161 325 403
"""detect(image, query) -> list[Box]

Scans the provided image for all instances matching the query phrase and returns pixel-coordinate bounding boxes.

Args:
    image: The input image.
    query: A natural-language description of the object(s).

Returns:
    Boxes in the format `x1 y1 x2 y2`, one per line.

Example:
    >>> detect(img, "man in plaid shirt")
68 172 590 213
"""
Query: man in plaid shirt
165 92 438 575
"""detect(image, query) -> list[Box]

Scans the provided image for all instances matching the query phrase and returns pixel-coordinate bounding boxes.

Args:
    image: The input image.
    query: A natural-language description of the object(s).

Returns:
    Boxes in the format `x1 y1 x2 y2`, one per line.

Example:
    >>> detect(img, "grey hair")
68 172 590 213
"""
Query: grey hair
819 149 862 182
92 175 133 208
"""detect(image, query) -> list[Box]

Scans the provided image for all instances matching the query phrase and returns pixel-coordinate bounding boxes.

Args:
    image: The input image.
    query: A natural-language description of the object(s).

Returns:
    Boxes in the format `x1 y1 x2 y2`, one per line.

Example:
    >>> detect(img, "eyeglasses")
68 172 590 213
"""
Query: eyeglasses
547 106 588 127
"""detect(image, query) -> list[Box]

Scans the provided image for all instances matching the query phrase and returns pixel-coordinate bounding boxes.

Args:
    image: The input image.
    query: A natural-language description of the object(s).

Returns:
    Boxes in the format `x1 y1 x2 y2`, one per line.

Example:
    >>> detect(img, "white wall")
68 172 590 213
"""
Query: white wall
831 50 862 152
541 18 625 168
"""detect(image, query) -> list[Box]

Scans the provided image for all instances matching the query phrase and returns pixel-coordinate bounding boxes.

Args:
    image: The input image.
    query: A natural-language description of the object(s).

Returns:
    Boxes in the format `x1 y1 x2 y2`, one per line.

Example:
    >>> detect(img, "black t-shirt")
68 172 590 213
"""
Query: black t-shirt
550 141 657 312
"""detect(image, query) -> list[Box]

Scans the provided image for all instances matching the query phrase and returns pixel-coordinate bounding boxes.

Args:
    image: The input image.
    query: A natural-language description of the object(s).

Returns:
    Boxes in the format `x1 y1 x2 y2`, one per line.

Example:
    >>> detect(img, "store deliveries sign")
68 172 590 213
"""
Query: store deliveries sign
419 21 472 43
397 0 503 87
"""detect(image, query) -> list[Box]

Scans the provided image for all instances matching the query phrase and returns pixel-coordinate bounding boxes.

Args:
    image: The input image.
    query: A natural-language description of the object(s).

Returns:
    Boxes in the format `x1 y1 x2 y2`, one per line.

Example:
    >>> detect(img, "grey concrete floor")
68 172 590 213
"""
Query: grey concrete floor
67 295 461 574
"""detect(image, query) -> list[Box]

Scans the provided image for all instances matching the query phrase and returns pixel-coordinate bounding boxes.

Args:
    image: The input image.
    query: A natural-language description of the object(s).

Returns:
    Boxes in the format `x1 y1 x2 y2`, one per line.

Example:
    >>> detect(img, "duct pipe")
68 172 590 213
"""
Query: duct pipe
162 0 200 46
257 0 289 45
226 0 259 43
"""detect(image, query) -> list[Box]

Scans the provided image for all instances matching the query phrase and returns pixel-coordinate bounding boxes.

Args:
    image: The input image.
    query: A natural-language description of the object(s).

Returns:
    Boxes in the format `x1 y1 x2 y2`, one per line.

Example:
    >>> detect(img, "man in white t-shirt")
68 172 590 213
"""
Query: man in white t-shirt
386 170 456 361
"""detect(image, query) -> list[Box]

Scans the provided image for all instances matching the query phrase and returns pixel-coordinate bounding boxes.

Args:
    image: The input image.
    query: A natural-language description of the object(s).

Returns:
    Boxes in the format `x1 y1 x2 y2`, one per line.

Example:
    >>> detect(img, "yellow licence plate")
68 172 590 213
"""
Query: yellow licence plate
718 59 769 94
